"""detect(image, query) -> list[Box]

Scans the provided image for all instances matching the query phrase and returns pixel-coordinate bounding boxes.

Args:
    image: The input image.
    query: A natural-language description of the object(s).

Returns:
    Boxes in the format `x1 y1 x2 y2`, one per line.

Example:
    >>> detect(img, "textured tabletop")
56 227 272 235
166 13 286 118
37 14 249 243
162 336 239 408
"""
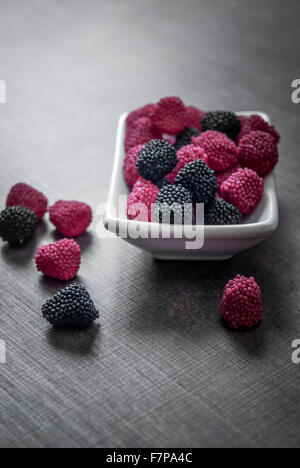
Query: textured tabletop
0 0 299 448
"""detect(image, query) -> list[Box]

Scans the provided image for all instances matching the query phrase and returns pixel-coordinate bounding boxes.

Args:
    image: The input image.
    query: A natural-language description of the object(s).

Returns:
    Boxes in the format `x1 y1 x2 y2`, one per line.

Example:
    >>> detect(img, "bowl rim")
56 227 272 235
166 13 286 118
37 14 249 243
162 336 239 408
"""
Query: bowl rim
105 111 279 240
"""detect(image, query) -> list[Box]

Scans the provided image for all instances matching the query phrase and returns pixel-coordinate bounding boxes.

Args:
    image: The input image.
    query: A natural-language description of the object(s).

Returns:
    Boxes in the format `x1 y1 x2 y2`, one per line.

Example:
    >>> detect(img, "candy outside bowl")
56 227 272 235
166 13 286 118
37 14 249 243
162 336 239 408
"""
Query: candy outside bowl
104 111 279 260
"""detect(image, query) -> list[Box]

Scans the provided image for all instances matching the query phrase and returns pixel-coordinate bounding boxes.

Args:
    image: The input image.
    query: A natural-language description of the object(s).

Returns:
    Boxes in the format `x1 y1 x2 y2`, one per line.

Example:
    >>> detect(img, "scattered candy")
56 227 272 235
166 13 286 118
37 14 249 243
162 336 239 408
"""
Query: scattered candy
0 206 38 247
35 238 81 281
49 200 92 237
6 182 48 220
42 284 99 328
220 275 263 329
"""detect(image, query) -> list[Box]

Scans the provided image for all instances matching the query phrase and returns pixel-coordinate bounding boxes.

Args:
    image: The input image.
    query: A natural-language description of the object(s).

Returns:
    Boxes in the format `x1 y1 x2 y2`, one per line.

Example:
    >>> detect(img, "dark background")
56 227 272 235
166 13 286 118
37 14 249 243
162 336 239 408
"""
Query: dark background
0 0 299 448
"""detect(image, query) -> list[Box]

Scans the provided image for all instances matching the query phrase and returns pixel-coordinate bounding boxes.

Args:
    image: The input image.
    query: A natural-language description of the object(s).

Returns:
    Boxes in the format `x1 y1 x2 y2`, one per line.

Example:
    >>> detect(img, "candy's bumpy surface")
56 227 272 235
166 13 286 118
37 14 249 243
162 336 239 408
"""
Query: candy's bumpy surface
237 114 280 144
167 144 207 184
49 200 92 237
35 238 81 281
154 184 193 224
238 130 278 176
152 96 187 135
127 177 160 222
201 111 241 141
174 127 201 151
193 130 239 171
42 284 99 328
174 159 218 204
6 182 48 220
136 139 177 183
221 275 263 329
123 144 144 188
124 117 161 153
0 206 38 247
220 168 264 215
205 198 242 225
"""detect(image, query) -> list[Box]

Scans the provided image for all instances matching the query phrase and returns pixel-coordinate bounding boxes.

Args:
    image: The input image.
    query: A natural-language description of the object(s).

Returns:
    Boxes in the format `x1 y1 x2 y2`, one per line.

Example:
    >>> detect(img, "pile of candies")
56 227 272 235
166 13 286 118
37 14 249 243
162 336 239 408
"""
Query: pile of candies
0 182 99 327
123 97 280 224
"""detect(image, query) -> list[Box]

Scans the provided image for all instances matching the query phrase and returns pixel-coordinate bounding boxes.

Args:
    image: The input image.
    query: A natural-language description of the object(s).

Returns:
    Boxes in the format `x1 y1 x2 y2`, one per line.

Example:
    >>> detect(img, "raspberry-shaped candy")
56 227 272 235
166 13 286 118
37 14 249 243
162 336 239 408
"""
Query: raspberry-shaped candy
238 131 279 176
237 114 280 144
185 106 205 131
124 117 161 153
123 144 144 188
42 284 99 328
152 97 187 135
35 238 81 281
174 127 201 151
6 183 48 219
166 144 208 184
193 131 239 171
215 163 241 190
220 168 264 215
174 159 218 204
137 139 177 183
49 201 92 237
126 103 156 128
127 177 160 222
0 206 38 247
221 275 263 329
201 111 241 140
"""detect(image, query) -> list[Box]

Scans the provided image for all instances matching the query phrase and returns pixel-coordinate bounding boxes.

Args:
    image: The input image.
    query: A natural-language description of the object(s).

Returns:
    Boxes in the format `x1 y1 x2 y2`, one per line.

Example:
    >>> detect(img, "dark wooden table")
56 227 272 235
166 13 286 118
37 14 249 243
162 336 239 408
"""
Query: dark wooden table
0 0 299 448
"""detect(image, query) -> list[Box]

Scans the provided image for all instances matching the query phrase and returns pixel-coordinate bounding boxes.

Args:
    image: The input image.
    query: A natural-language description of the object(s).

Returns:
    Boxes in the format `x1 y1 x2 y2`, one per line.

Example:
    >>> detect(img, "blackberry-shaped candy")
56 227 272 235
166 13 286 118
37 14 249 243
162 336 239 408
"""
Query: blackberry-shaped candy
174 127 201 151
201 111 241 141
154 184 193 225
136 139 177 183
205 198 242 225
174 159 218 204
0 206 38 247
42 284 99 328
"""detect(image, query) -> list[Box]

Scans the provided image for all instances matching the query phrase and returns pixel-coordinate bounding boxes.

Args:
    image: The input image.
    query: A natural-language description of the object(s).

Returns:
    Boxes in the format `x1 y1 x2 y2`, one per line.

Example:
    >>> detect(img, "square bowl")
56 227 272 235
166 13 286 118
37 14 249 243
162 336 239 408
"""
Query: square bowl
104 111 279 260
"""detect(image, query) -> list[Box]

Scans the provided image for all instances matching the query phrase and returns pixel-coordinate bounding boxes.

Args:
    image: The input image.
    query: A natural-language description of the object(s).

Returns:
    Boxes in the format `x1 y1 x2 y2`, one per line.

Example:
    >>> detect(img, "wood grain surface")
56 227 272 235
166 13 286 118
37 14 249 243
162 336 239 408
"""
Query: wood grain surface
0 0 299 448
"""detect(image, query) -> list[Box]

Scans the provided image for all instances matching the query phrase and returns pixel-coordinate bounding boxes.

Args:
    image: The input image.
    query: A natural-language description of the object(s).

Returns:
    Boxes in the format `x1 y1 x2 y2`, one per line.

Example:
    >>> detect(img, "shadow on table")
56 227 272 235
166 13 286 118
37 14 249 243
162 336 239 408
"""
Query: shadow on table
39 274 85 295
46 323 101 355
1 220 47 266
125 244 290 357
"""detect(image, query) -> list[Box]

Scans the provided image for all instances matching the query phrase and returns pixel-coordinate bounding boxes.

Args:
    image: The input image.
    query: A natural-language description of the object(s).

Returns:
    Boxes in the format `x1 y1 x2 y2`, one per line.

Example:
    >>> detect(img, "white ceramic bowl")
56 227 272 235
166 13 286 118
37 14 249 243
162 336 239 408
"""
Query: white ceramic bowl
105 111 279 260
